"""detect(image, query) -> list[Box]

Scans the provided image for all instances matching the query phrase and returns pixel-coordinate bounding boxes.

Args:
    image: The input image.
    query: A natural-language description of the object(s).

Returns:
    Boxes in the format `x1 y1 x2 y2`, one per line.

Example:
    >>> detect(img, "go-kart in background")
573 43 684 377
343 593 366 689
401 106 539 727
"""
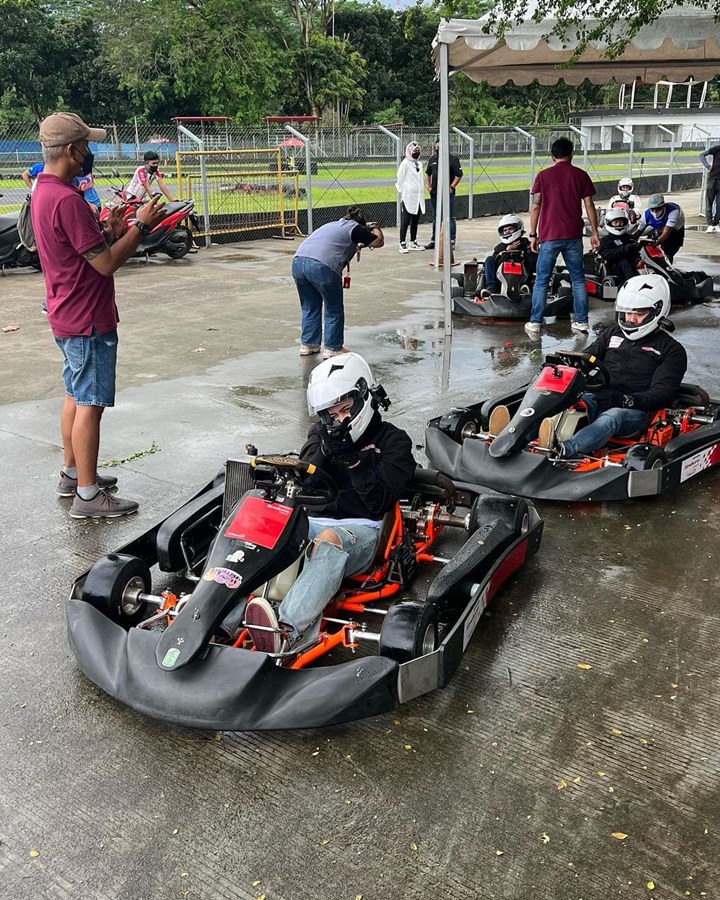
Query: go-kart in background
2 194 720 899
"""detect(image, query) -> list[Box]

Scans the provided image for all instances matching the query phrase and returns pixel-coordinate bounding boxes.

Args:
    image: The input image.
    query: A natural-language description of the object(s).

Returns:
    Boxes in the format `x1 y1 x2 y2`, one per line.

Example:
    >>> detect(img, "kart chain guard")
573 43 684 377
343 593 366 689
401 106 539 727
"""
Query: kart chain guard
155 491 308 672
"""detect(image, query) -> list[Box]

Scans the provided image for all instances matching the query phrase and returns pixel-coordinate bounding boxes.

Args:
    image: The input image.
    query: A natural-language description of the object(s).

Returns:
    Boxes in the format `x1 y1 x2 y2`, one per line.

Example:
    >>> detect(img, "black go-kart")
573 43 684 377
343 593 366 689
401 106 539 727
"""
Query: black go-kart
66 455 542 731
555 240 715 307
451 255 572 322
425 350 720 503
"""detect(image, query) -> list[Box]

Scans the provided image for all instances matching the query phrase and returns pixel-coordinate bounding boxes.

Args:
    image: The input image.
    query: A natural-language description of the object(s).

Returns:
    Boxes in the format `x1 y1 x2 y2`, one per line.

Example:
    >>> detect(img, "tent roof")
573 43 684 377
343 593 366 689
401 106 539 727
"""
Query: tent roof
278 136 304 147
434 5 720 85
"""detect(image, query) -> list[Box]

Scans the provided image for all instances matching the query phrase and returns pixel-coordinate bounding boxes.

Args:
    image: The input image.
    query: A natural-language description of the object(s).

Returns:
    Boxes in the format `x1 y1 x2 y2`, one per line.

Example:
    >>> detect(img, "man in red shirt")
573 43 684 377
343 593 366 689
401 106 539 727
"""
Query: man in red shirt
32 112 165 518
525 137 600 340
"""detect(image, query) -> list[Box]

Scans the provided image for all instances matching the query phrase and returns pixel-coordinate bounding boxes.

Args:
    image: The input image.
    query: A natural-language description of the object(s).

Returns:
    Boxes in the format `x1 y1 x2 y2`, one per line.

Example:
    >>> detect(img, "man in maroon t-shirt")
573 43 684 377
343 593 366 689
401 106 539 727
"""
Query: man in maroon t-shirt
33 112 165 519
525 137 600 340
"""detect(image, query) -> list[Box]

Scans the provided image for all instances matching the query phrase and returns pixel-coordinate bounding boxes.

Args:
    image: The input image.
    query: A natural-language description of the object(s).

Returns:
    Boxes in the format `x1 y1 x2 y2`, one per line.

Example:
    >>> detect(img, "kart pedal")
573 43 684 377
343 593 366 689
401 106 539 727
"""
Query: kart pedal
387 534 417 586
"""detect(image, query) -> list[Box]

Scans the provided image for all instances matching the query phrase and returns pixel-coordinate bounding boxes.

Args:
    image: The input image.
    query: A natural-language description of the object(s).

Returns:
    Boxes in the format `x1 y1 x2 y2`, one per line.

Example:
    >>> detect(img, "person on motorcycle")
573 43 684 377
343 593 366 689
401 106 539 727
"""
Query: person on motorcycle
125 151 174 202
537 274 687 459
598 208 640 286
237 353 416 654
637 193 685 262
478 213 537 298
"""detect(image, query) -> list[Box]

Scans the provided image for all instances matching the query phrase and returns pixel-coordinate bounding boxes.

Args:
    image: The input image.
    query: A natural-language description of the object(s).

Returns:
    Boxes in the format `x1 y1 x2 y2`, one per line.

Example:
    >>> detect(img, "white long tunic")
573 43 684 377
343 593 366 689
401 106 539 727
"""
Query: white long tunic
395 159 425 215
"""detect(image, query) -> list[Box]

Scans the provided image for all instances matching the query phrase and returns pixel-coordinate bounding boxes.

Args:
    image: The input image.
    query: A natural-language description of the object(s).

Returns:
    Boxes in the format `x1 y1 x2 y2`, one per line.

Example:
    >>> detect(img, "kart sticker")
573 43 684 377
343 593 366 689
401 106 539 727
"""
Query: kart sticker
680 444 720 483
226 549 245 564
203 567 243 589
224 496 293 549
161 648 181 668
463 584 490 650
520 407 535 417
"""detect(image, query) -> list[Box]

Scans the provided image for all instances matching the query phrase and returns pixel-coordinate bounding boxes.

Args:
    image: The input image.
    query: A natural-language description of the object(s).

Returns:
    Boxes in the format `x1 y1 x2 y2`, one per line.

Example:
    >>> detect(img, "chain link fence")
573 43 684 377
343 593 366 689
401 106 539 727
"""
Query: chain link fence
0 119 707 232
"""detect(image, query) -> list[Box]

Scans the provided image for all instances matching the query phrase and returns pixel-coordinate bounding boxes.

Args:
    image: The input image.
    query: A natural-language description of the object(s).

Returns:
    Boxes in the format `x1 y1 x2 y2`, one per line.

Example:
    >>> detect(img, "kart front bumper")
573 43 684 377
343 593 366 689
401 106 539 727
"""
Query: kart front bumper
424 426 663 502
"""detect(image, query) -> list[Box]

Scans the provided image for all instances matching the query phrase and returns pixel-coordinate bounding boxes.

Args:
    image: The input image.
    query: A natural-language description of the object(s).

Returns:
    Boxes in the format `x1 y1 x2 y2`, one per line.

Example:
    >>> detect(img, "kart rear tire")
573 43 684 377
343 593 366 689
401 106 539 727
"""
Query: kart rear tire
438 408 479 443
622 445 667 472
82 553 151 626
165 227 192 259
379 601 438 664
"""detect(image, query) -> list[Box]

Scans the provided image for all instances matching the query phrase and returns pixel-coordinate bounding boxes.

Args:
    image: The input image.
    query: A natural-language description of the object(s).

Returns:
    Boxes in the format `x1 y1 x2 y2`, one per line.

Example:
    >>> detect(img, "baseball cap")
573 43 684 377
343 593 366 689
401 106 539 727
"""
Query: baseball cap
647 193 665 209
39 113 107 147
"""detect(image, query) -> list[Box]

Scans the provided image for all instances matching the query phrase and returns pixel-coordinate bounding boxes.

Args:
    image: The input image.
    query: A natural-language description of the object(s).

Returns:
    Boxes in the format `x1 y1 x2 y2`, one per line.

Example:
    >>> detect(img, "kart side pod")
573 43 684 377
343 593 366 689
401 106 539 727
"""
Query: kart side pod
490 365 585 458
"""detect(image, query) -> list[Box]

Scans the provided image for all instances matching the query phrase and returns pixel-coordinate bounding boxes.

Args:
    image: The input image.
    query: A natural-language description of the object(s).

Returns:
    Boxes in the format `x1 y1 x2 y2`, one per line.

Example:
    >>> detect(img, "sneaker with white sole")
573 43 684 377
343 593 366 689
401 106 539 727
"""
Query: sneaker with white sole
56 471 118 497
707 225 717 233
299 344 321 356
322 346 350 359
488 404 511 436
409 241 422 250
524 321 541 340
399 242 409 253
537 417 557 450
69 489 139 519
570 320 590 335
245 597 282 653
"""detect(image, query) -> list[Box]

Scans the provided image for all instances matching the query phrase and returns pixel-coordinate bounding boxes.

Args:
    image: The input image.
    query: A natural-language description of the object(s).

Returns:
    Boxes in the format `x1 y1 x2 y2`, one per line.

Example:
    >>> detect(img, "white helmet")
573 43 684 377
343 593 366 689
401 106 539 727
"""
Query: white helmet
497 213 524 245
615 274 671 341
306 352 384 442
618 177 634 197
605 207 630 236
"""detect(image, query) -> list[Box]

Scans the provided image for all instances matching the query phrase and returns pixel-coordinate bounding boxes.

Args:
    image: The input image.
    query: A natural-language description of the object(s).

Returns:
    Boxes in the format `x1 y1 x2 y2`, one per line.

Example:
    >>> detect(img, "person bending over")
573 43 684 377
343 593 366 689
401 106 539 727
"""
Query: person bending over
538 274 686 459
598 208 640 286
479 214 536 298
243 352 416 654
637 194 685 262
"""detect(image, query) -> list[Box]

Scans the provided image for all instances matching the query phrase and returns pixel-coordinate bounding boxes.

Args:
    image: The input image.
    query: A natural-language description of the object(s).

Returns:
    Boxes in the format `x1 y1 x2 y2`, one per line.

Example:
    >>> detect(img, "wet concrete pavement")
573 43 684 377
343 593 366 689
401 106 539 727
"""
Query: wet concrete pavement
2 195 720 899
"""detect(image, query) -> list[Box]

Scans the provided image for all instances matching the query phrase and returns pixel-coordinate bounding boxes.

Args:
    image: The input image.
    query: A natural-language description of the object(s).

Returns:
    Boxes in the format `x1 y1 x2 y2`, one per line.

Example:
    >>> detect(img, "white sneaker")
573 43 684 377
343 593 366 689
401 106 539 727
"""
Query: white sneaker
409 241 422 250
707 225 717 233
570 320 590 335
399 242 409 254
524 321 541 340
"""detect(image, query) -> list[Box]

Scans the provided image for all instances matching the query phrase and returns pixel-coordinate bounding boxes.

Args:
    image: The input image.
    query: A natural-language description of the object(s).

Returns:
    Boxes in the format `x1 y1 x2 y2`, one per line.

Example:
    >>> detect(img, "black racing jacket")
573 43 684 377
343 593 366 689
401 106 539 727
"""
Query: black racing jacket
299 412 416 520
599 232 640 264
585 325 687 412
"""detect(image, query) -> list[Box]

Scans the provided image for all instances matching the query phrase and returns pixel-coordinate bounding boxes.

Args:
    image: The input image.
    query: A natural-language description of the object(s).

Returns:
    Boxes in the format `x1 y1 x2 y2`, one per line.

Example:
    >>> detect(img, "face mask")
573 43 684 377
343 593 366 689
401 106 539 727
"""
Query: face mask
412 151 420 159
82 151 94 176
69 144 87 171
148 164 159 173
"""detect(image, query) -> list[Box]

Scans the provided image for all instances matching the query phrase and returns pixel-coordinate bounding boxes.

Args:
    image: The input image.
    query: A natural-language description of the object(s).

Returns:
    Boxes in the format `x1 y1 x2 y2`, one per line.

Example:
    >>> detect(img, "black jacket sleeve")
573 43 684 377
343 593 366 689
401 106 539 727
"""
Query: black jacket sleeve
630 341 688 411
599 236 638 263
347 426 415 518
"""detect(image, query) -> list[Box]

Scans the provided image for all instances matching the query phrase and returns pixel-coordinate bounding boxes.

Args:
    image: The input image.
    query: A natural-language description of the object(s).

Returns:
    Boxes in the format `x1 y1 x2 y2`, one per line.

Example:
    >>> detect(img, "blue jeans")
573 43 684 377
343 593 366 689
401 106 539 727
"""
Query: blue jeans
530 238 587 324
562 393 647 457
429 191 456 243
54 328 118 407
292 255 344 350
483 255 498 292
278 521 379 639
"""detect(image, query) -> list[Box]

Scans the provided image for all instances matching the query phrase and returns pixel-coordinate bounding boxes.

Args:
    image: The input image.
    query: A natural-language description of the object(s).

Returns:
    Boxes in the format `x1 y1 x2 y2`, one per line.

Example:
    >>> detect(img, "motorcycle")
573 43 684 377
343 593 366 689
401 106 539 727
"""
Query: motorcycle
100 191 198 260
0 193 41 273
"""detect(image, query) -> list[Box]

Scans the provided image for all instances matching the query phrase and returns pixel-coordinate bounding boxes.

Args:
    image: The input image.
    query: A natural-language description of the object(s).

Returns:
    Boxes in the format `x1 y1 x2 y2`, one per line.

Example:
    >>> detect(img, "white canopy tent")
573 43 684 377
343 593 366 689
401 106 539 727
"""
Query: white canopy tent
432 5 720 335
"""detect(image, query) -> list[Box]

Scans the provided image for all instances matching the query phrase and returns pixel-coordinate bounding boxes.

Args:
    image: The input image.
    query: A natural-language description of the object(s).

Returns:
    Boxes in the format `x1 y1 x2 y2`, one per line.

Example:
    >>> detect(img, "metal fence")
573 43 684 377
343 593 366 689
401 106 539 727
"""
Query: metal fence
0 119 707 233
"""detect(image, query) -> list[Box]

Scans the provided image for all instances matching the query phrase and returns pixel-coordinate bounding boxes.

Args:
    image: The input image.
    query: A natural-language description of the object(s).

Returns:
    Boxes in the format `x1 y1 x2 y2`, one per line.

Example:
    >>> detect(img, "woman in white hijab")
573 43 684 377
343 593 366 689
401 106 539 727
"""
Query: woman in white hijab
395 141 425 253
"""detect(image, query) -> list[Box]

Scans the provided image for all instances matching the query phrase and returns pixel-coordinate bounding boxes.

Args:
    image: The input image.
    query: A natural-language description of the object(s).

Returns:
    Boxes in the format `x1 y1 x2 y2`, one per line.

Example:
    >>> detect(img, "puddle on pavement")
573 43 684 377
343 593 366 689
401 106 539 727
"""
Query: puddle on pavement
214 253 264 263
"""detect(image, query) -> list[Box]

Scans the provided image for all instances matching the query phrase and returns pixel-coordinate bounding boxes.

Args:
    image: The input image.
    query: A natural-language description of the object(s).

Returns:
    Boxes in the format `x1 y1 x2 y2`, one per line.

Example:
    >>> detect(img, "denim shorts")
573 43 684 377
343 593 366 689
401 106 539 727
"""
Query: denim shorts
54 328 118 407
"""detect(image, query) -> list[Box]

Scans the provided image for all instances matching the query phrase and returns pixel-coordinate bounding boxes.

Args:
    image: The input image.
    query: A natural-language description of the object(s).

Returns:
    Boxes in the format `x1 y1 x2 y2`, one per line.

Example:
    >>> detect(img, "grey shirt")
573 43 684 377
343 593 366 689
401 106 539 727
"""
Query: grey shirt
294 219 376 275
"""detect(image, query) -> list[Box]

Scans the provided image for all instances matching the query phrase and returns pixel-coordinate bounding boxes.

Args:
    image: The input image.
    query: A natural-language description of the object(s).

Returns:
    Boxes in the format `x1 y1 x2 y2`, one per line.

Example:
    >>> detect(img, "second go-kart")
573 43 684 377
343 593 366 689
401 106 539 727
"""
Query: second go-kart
66 454 542 731
426 350 720 503
452 255 572 322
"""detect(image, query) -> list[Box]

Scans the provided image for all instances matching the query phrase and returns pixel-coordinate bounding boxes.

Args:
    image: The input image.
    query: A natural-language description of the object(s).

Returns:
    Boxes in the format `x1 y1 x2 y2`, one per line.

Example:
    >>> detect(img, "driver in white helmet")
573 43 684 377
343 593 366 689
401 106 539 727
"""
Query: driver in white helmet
538 274 687 459
598 208 641 285
609 177 642 218
478 213 537 298
243 352 415 654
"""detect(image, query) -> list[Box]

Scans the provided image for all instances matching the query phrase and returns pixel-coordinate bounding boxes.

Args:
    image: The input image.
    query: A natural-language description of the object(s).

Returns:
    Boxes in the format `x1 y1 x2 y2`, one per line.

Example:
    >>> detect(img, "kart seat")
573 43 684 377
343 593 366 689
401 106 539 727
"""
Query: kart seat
673 383 710 409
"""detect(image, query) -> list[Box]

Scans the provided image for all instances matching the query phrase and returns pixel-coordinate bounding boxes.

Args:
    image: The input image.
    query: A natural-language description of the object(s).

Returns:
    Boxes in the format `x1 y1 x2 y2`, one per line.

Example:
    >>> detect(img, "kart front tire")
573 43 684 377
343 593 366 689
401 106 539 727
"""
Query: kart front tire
82 553 151 626
379 601 438 664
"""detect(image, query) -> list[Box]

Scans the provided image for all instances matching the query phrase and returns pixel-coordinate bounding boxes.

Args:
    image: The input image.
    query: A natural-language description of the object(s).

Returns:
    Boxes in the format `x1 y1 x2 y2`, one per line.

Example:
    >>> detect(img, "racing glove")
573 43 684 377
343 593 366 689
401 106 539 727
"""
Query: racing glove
321 430 361 468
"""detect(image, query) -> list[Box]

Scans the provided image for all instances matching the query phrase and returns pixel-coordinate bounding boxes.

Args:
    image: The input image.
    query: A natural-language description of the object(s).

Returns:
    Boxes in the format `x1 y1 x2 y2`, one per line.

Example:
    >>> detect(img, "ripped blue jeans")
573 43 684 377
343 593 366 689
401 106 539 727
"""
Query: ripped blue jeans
278 521 379 639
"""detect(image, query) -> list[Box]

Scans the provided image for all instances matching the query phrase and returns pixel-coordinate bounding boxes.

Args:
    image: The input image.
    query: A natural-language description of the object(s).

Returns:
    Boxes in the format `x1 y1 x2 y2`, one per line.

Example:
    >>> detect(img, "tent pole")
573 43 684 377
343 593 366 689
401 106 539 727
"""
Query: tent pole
440 40 452 340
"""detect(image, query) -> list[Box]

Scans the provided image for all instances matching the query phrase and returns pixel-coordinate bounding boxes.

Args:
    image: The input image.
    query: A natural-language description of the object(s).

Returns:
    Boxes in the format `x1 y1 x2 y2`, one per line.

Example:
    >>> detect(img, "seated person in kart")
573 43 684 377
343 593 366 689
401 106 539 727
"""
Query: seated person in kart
637 193 685 262
609 177 642 222
538 274 687 460
478 214 537 299
599 208 640 286
243 352 416 654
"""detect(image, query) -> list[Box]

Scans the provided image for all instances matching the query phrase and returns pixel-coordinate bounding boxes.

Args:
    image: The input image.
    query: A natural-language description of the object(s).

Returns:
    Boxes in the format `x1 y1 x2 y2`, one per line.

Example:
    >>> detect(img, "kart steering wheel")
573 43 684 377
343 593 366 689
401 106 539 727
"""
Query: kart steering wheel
548 351 611 391
251 455 338 505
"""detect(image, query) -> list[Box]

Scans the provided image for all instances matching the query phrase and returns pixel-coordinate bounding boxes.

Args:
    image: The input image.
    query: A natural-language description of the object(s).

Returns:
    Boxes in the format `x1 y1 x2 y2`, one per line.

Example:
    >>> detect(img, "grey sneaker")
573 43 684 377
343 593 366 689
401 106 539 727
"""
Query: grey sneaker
69 489 139 519
571 320 590 335
322 346 350 359
56 470 118 497
299 344 321 356
524 321 541 340
245 597 282 653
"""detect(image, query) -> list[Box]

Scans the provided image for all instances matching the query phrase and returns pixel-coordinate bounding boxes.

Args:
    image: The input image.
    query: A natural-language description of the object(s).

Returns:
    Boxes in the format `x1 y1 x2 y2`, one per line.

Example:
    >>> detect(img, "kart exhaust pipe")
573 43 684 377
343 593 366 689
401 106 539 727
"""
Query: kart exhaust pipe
689 413 714 425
